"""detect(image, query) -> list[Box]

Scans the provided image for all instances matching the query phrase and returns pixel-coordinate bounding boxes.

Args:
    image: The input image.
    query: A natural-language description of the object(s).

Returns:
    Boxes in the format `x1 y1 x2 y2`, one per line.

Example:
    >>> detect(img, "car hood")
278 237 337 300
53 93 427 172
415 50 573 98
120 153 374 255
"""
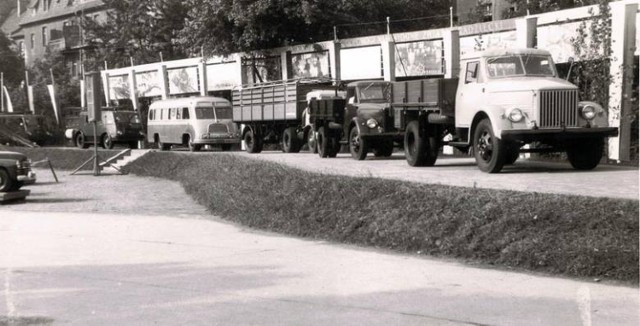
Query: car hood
0 151 28 161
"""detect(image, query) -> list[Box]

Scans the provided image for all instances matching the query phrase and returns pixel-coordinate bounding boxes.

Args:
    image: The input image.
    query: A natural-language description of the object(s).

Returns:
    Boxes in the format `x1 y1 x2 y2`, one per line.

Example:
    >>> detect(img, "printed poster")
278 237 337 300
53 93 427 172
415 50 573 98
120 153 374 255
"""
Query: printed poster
291 51 330 79
108 75 130 100
136 70 162 98
168 67 199 94
395 40 443 77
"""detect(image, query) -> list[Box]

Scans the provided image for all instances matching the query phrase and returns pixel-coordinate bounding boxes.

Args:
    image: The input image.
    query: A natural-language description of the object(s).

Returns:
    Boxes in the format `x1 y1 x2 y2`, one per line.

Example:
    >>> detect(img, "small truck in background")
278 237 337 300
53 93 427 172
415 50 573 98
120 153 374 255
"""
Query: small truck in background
232 79 337 153
309 48 618 173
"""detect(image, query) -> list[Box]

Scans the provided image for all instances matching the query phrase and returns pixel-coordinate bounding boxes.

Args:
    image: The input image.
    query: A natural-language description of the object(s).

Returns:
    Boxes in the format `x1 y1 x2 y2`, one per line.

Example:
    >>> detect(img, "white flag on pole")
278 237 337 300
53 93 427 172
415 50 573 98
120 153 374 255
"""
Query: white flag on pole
2 86 13 113
27 85 34 113
47 84 59 125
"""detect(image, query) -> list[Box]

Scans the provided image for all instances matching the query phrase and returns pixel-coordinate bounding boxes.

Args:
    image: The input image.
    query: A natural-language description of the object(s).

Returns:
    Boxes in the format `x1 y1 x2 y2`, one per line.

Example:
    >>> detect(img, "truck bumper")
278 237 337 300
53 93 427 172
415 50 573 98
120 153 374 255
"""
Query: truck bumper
501 127 618 142
194 138 241 145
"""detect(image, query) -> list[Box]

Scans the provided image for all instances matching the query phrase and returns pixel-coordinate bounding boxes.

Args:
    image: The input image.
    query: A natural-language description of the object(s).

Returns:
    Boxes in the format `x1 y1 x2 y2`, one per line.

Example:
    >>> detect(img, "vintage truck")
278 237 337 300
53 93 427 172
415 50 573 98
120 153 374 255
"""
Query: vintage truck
232 79 337 153
64 107 145 149
310 48 618 173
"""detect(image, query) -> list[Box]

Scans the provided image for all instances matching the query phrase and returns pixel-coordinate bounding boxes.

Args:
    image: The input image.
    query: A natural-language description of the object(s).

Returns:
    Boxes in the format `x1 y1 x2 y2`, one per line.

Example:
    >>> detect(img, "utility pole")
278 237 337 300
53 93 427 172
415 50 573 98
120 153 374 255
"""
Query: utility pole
1 72 4 112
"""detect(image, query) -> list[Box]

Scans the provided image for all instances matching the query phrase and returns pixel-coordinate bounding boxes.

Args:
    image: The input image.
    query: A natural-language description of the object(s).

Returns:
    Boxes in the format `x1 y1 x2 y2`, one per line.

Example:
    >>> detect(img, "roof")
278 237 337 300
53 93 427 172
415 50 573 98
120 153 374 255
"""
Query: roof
19 0 105 26
462 48 552 60
1 8 23 37
150 96 231 108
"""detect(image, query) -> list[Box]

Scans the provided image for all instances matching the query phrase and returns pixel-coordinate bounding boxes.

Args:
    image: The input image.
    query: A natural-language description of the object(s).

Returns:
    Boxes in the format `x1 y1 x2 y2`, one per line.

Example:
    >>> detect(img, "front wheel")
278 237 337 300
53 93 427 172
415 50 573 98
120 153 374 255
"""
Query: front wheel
306 129 318 153
76 132 89 149
567 139 604 170
102 134 114 149
349 127 368 160
473 119 506 173
0 169 14 192
317 126 334 158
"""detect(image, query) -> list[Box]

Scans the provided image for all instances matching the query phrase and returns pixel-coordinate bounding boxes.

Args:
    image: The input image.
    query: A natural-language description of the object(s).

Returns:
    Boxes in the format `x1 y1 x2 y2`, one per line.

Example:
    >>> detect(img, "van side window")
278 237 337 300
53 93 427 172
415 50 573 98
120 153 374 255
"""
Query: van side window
176 108 181 120
182 108 190 119
160 109 164 120
465 61 479 84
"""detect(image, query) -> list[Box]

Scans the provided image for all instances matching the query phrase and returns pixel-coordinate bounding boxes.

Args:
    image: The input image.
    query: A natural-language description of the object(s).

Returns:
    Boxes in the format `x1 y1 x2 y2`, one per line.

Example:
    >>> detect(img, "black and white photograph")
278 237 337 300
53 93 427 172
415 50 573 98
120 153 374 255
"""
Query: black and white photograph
0 0 638 325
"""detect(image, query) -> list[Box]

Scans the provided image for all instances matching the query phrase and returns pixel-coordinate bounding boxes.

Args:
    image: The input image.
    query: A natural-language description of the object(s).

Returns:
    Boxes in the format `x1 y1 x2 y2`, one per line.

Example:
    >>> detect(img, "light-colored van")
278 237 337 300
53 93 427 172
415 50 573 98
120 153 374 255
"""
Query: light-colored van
147 96 240 151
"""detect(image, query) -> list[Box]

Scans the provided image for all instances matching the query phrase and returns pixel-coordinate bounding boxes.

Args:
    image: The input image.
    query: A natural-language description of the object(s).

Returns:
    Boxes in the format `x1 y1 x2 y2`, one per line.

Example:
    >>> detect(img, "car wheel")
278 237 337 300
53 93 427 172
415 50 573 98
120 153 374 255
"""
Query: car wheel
567 138 603 170
349 127 368 160
473 119 506 173
0 168 14 192
102 134 114 149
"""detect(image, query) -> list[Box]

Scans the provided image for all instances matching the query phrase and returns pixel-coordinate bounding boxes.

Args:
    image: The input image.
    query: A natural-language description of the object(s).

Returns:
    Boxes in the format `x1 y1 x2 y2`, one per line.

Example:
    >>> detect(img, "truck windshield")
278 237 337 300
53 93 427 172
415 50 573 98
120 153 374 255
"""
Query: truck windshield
486 55 556 78
358 83 391 103
214 106 232 120
114 112 141 124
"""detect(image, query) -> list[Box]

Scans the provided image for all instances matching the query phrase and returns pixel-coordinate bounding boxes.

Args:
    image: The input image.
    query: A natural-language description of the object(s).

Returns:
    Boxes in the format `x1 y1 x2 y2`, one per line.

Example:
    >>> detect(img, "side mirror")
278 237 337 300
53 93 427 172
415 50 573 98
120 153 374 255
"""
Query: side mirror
566 57 575 81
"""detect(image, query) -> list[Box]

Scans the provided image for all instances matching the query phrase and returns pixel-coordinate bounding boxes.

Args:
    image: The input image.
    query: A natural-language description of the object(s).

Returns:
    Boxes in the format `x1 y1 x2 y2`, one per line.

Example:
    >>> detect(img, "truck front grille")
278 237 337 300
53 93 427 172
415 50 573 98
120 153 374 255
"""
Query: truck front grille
208 124 228 134
539 89 578 128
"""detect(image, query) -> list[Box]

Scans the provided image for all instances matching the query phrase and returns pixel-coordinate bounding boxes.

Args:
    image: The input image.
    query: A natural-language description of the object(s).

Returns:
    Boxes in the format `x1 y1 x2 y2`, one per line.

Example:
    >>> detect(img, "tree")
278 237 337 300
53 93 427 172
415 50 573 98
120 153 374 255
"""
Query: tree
179 0 451 57
503 0 594 19
83 0 189 69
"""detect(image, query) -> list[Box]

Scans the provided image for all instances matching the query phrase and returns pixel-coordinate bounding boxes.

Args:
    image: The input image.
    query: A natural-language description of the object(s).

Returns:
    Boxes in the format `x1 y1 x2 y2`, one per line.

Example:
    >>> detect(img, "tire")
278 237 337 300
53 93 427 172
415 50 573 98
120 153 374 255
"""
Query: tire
473 119 506 173
567 138 604 170
373 140 394 157
156 137 170 151
102 134 114 149
244 129 262 153
76 132 89 149
317 126 332 158
0 169 14 192
186 136 199 152
282 127 301 153
307 129 318 153
349 127 368 160
404 121 438 166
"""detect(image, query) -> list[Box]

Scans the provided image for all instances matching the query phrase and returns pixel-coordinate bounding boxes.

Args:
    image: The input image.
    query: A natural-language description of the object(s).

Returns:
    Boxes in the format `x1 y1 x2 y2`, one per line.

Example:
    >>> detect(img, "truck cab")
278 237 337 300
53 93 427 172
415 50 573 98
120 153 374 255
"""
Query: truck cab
456 48 617 172
66 107 145 149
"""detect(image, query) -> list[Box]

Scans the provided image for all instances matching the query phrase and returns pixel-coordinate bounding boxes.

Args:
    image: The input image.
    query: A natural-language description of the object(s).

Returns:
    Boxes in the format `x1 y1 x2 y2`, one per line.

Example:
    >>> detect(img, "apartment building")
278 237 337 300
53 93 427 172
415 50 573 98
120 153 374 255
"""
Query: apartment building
1 0 105 74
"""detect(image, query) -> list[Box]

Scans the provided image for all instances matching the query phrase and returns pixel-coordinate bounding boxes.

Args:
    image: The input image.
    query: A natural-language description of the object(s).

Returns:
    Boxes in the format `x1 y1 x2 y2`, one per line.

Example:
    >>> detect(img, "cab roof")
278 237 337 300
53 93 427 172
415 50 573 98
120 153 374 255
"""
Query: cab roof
461 48 552 61
150 96 230 108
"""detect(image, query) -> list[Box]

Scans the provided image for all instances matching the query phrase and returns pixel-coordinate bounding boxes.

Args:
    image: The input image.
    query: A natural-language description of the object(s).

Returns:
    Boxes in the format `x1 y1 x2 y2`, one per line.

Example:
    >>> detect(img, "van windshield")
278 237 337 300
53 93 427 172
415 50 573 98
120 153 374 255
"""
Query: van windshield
195 106 215 119
215 106 232 120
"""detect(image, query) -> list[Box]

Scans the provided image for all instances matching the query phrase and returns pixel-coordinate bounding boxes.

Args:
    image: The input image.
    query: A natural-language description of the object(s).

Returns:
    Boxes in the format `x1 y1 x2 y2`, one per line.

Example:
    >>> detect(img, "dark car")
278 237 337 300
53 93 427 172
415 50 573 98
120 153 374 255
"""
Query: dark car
0 151 36 192
64 107 145 149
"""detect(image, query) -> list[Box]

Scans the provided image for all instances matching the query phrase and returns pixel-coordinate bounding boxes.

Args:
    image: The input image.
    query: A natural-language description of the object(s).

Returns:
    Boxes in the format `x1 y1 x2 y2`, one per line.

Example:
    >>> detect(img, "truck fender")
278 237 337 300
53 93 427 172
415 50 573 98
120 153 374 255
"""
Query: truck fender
468 108 507 142
351 117 368 136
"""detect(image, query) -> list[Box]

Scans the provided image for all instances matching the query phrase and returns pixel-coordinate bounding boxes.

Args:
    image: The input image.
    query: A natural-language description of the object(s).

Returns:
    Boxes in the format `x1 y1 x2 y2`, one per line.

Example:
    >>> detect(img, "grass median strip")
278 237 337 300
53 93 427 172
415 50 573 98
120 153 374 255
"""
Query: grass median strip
123 152 639 284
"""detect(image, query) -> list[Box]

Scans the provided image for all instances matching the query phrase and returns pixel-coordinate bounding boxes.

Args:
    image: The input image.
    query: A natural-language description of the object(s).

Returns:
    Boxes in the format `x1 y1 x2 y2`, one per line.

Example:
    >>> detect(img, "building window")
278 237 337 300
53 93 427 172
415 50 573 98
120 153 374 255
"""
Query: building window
30 34 35 49
18 41 24 57
42 27 48 46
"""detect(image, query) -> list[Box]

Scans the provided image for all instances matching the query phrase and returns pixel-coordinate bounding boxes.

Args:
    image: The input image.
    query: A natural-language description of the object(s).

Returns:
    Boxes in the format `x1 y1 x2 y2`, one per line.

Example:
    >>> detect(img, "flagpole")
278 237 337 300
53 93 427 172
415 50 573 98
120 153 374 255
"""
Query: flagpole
1 72 4 112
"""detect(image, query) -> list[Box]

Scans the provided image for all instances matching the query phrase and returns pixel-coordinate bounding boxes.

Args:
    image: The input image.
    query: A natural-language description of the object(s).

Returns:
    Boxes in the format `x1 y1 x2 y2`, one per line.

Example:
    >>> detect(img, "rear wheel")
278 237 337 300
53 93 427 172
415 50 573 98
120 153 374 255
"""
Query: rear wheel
282 127 301 153
317 126 333 158
473 119 506 173
156 136 170 151
244 129 263 153
567 138 603 170
76 132 89 149
0 169 14 192
349 127 368 160
404 121 438 166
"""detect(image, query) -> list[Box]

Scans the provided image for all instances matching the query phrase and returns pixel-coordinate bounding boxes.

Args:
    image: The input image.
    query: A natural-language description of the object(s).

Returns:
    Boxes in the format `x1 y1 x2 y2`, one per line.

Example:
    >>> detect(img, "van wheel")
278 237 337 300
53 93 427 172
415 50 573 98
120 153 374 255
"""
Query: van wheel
349 127 368 160
282 127 301 153
76 132 89 149
156 138 169 151
0 169 14 192
567 138 603 170
244 129 262 153
473 119 505 173
102 134 114 149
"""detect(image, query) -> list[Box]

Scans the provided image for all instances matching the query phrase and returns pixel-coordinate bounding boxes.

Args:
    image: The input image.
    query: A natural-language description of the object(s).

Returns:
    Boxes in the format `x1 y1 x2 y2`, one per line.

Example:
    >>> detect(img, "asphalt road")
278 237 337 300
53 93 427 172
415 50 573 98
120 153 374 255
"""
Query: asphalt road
229 151 639 200
0 171 638 325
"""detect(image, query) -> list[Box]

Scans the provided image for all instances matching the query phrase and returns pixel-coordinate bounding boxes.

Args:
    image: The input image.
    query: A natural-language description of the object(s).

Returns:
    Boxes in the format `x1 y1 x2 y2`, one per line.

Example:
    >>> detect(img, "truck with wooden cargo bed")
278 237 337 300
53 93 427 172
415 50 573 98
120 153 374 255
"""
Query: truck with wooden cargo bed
232 79 339 153
308 48 618 173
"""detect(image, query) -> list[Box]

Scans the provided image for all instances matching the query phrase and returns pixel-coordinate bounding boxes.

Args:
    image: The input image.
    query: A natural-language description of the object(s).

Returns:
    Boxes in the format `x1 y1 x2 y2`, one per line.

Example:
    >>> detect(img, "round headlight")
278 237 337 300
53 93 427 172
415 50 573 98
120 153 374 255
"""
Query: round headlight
581 105 596 120
366 118 378 129
508 108 524 122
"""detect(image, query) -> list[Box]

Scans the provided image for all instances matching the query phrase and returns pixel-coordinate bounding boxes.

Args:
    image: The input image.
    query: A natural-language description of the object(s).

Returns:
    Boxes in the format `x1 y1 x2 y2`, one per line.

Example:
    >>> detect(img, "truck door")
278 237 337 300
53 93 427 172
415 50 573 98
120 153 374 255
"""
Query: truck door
455 60 484 128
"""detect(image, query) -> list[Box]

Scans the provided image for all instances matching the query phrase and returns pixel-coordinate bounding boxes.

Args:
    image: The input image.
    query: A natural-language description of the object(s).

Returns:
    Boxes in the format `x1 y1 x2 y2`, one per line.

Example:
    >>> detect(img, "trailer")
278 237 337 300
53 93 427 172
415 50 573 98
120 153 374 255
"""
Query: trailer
232 79 337 153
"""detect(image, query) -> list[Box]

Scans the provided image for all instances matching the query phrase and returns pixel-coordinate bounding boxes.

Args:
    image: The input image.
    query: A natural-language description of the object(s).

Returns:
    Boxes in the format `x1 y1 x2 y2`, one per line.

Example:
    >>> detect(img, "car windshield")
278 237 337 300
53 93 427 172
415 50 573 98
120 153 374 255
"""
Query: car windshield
195 106 215 119
486 54 556 78
114 112 141 124
358 83 391 103
214 106 232 120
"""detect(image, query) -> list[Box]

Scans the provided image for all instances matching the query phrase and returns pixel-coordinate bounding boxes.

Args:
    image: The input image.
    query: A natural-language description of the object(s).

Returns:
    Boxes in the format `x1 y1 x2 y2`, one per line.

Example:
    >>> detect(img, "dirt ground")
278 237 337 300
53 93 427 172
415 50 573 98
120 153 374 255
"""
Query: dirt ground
0 168 209 218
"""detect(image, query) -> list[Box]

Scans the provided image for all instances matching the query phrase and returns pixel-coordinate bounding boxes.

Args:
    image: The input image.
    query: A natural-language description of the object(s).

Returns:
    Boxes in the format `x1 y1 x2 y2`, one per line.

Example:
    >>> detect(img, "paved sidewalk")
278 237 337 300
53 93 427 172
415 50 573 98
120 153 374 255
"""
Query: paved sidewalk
0 171 637 325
